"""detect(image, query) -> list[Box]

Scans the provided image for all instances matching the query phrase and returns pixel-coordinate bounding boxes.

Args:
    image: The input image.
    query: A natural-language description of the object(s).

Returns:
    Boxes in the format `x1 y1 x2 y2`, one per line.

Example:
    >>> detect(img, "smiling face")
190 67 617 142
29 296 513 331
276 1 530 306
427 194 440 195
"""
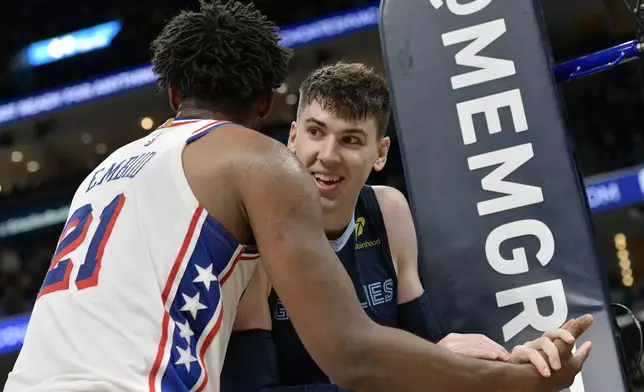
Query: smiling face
289 63 392 219
288 99 390 214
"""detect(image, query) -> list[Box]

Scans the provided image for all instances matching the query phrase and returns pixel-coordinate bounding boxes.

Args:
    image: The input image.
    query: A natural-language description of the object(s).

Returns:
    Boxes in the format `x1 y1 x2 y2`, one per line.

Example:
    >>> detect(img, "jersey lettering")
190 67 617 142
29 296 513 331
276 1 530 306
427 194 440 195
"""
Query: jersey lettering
39 193 126 298
39 205 94 297
273 278 396 321
358 278 395 308
86 152 156 193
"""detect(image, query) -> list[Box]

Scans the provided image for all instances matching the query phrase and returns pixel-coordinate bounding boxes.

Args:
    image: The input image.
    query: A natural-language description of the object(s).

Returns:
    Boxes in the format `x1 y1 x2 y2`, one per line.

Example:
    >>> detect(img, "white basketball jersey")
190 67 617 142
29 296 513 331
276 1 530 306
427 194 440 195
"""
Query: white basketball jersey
4 118 260 392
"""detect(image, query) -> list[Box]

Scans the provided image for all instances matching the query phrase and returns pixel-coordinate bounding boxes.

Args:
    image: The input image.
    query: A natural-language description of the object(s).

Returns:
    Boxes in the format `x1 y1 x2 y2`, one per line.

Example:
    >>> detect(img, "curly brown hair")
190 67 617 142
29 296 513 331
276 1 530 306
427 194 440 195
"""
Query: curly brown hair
151 0 292 109
297 62 391 138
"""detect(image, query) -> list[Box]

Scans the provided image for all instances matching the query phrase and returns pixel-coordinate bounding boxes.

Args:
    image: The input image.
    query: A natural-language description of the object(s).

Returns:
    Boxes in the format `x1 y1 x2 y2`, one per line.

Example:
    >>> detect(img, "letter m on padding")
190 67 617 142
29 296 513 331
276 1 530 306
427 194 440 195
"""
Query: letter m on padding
468 143 544 216
441 19 516 90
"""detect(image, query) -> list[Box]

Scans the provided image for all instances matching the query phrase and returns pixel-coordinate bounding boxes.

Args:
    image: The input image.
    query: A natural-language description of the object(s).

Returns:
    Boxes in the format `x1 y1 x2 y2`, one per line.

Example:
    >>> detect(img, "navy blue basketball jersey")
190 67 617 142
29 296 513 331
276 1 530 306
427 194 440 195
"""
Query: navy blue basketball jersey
268 185 397 386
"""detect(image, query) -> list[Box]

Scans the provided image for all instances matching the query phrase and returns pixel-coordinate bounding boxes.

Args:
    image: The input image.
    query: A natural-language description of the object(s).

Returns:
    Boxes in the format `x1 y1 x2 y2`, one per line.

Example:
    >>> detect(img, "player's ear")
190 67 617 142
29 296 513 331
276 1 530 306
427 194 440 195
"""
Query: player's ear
168 87 181 112
287 121 297 152
258 91 275 119
373 136 390 172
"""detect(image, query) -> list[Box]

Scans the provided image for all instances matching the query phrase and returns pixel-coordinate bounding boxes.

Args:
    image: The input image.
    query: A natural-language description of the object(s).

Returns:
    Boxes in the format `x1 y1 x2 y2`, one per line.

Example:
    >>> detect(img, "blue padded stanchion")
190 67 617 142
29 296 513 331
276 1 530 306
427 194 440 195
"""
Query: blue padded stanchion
379 0 629 391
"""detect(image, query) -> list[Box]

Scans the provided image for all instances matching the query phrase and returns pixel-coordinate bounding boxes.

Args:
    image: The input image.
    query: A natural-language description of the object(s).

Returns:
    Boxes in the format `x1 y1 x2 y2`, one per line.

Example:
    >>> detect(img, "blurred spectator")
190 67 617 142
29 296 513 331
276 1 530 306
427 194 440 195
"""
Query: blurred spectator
0 247 20 276
0 238 55 316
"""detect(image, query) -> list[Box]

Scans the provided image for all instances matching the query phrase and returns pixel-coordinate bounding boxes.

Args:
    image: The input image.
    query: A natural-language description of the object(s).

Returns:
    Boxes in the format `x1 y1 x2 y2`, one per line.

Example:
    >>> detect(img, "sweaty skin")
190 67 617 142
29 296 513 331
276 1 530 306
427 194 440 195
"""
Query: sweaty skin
182 119 592 392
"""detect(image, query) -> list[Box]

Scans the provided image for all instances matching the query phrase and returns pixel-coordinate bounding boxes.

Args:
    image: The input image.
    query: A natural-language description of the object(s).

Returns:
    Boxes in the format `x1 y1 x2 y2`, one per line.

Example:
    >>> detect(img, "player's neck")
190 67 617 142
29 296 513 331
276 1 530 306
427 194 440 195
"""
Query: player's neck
324 191 362 240
175 102 253 127
324 207 355 241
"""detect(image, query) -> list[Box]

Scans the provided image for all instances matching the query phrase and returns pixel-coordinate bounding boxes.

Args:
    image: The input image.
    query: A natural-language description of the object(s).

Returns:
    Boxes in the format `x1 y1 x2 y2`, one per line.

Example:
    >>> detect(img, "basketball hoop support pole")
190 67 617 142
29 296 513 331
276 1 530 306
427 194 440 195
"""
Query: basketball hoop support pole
553 40 644 82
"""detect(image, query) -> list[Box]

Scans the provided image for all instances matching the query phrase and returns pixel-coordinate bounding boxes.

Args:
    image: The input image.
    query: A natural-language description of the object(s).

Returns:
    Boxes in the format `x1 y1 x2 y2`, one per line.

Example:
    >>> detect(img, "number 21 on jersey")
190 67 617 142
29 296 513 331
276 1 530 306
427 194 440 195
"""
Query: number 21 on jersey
38 193 126 299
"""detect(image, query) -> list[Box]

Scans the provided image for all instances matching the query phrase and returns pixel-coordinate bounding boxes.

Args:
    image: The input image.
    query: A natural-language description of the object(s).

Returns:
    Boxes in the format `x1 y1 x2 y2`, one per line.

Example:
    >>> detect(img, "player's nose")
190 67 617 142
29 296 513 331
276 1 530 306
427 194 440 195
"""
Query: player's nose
317 138 342 167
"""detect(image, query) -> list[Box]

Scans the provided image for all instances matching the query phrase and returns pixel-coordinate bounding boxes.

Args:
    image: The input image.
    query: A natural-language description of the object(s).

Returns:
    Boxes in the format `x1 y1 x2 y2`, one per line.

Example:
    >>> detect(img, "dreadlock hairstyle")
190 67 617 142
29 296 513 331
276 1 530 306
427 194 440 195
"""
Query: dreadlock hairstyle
298 62 391 138
151 0 292 109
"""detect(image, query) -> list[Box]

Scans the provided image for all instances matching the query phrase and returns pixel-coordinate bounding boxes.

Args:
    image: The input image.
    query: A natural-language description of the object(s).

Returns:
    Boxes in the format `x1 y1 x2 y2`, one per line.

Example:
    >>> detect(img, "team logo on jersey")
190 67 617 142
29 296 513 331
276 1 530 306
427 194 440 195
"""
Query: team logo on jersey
158 118 174 129
354 216 381 250
144 132 162 147
355 238 381 250
355 217 366 237
144 119 174 146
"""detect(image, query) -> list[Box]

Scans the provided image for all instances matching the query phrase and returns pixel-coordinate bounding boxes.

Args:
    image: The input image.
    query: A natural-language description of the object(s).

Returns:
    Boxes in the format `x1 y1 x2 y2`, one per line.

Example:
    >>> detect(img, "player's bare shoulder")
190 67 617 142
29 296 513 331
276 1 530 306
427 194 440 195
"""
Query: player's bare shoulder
372 185 411 219
182 123 315 243
184 123 306 186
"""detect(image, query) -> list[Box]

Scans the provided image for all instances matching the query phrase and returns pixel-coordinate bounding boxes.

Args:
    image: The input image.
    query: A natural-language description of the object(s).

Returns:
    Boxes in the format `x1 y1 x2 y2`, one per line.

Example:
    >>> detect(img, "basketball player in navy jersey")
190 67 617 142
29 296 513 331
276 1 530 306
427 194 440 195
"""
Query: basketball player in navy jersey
222 62 587 391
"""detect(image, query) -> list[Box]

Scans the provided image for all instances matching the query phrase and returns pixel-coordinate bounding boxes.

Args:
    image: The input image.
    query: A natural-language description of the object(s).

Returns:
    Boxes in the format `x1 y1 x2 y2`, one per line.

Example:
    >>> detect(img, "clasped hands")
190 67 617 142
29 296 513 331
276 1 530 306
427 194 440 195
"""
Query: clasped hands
438 315 594 378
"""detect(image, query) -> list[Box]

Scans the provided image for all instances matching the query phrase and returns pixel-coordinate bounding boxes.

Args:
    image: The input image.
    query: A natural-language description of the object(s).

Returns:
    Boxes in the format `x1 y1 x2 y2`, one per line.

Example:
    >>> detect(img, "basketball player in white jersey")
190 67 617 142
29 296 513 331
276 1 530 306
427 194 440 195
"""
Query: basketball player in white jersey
4 1 592 391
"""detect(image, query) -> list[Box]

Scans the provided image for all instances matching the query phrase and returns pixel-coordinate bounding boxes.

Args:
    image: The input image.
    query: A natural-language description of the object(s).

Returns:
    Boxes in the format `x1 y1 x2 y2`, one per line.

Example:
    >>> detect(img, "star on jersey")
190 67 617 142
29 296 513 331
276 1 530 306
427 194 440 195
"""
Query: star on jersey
175 345 198 372
177 320 194 344
193 264 218 291
180 292 207 319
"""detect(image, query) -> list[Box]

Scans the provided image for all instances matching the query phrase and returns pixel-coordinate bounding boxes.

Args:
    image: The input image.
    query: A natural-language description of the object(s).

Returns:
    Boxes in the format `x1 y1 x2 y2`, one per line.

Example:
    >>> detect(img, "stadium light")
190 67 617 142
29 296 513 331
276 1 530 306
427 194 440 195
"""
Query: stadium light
615 233 634 287
10 151 23 163
26 21 123 67
26 161 40 173
140 117 154 130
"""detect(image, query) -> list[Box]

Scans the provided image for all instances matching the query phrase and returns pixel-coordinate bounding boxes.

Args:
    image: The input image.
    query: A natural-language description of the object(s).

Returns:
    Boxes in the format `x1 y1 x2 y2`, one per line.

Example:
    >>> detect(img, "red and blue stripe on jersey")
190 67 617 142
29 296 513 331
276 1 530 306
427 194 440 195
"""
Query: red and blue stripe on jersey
157 117 231 144
146 117 248 391
148 207 259 392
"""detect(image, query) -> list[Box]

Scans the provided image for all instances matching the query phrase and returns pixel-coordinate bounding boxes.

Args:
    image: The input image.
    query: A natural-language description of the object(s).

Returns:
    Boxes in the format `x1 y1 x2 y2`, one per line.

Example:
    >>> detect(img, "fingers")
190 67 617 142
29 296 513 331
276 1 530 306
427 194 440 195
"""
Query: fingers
573 341 593 366
565 314 594 339
461 334 510 361
440 333 510 361
477 335 510 361
543 328 575 345
466 348 503 360
552 314 594 359
512 345 551 377
561 318 574 330
529 337 561 370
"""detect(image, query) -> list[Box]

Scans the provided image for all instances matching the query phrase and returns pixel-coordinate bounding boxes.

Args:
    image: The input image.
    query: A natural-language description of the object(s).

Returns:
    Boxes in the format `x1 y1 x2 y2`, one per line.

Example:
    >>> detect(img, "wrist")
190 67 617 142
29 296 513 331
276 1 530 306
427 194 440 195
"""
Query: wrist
485 361 539 392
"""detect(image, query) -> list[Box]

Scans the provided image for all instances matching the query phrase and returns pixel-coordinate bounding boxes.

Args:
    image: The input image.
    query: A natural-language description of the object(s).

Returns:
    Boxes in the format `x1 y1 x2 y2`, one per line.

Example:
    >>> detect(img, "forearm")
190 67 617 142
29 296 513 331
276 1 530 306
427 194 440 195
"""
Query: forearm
342 324 534 392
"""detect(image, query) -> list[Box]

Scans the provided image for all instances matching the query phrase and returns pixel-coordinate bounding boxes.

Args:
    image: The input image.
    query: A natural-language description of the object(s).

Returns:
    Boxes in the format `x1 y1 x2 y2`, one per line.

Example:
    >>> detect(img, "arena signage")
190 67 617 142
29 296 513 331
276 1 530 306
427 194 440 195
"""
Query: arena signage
0 205 69 240
585 167 644 213
0 315 29 356
380 0 628 390
0 4 380 126
25 21 123 67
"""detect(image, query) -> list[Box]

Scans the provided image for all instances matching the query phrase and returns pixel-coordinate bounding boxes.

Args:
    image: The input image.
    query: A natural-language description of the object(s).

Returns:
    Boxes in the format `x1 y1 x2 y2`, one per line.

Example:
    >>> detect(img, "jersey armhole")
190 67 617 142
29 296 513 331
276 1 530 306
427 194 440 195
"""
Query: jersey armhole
359 185 397 276
168 123 243 253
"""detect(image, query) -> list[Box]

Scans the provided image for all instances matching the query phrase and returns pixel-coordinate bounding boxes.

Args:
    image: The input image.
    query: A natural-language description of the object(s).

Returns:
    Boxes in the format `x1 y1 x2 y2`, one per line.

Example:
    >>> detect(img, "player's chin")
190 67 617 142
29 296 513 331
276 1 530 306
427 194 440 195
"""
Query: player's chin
320 195 342 212
320 188 353 211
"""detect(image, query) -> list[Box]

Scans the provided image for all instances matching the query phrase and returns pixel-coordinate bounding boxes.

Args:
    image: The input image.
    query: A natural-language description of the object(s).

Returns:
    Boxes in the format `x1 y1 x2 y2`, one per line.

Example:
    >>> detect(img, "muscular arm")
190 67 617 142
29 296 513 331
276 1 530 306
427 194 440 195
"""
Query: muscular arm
207 126 569 392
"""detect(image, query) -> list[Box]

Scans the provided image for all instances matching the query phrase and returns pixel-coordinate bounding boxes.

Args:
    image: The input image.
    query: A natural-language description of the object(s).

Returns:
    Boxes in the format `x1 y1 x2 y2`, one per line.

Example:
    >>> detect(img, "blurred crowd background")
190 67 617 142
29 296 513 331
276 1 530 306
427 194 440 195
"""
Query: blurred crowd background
2 0 644 387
